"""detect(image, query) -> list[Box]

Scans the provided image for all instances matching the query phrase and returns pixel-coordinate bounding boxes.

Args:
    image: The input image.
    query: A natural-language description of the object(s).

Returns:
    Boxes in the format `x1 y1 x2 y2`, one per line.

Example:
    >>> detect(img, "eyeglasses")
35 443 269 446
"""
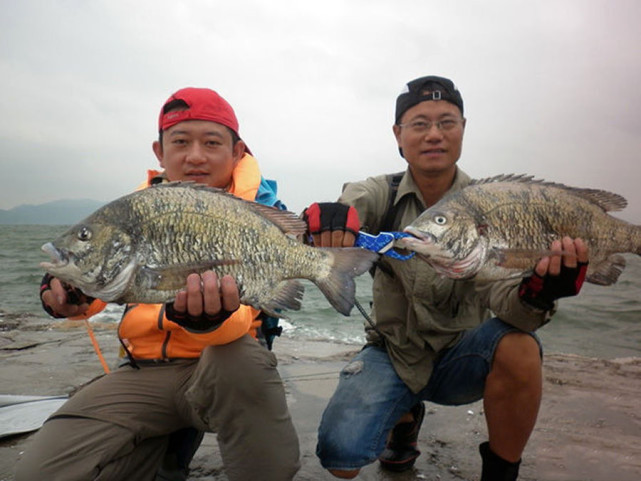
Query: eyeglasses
398 118 463 133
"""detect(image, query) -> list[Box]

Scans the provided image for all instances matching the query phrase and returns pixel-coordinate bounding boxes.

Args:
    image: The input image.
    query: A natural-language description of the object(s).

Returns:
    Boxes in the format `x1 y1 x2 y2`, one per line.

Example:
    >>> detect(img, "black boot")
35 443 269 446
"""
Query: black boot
479 442 521 481
379 402 426 472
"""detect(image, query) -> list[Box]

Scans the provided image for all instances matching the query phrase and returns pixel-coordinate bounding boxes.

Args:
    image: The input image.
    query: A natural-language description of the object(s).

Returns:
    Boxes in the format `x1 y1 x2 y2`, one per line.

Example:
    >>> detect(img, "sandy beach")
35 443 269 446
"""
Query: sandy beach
1 315 640 481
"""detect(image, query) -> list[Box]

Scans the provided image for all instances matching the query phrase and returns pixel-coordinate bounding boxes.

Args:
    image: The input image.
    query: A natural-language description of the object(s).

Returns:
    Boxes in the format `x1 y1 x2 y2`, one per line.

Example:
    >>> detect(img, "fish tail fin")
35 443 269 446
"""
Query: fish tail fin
314 248 379 316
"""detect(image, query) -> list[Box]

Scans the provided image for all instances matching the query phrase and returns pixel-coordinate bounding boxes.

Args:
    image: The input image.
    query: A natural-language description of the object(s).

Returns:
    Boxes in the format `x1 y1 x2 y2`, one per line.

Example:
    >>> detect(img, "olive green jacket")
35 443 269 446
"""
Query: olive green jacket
339 167 550 393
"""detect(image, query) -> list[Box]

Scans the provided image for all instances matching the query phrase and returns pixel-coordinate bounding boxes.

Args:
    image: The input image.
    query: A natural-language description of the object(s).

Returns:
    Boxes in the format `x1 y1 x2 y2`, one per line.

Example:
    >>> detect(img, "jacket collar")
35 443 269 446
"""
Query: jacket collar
394 166 472 209
143 153 262 202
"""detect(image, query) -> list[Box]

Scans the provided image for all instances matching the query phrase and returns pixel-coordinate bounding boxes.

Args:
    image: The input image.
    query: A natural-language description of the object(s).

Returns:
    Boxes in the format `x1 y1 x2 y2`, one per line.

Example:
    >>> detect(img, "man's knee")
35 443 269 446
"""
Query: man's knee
15 456 47 481
16 417 139 481
15 427 92 481
317 427 370 477
15 419 80 481
492 333 541 384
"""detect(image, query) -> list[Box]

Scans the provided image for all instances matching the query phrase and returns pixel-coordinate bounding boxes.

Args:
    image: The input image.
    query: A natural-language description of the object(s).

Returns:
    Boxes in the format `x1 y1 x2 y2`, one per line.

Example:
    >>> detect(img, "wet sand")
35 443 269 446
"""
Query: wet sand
1 315 640 481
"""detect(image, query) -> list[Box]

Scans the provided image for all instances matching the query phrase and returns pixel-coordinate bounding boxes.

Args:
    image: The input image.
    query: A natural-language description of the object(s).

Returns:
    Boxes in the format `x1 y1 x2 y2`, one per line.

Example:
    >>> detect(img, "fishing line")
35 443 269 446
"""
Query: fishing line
354 298 384 338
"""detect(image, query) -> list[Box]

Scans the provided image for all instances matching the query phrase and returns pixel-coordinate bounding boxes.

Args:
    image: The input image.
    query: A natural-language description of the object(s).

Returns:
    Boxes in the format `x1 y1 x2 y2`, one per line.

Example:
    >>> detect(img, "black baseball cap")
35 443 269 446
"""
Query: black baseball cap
395 75 464 123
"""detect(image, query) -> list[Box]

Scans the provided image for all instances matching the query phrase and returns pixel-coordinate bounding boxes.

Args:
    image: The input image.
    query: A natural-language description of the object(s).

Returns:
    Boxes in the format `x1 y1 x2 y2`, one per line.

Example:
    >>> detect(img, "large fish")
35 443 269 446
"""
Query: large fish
40 183 378 316
397 175 641 284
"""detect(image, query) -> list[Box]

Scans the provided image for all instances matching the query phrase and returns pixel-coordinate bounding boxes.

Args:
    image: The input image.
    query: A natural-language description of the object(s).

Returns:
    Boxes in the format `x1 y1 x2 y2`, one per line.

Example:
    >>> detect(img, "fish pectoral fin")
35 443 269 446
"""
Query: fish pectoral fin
586 254 626 286
140 260 240 291
260 280 305 317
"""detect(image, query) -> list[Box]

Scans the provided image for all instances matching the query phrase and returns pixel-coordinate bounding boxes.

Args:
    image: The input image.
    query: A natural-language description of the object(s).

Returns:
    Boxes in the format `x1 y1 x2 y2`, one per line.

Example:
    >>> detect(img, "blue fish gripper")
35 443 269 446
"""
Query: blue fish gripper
354 231 415 260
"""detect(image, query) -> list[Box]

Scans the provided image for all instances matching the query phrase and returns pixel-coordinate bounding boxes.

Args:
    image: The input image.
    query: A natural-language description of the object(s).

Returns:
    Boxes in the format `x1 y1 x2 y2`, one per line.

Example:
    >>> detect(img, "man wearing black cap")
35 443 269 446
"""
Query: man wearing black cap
304 76 588 480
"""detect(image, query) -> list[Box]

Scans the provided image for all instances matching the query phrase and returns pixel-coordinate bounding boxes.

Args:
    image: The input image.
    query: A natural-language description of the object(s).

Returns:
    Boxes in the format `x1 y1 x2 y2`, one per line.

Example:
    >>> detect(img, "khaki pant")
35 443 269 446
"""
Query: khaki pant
15 335 300 481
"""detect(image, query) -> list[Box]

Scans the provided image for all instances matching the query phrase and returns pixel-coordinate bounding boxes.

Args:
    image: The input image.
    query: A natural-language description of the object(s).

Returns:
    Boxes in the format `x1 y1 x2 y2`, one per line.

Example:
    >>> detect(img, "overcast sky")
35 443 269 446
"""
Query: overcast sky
1 0 639 222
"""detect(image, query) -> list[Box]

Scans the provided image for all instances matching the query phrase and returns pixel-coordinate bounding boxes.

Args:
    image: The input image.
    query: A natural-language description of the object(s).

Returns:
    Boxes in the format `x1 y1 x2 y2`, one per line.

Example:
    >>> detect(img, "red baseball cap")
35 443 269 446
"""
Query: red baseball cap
158 87 240 134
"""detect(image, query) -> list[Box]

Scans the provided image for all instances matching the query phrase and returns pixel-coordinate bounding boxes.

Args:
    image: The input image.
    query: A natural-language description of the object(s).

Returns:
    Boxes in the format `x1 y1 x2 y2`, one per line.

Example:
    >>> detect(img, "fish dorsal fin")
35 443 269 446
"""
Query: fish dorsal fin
148 181 307 236
247 203 308 236
469 174 628 212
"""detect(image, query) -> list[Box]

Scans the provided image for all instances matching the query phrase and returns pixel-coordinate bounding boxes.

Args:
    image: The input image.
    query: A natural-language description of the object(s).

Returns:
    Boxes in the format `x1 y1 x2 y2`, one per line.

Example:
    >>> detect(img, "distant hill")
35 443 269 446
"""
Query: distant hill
0 199 106 225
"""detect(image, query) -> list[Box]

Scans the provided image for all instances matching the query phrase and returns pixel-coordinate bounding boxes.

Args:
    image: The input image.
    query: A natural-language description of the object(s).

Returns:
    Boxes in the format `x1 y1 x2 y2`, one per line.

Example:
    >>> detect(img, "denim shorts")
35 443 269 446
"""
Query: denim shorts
316 317 542 470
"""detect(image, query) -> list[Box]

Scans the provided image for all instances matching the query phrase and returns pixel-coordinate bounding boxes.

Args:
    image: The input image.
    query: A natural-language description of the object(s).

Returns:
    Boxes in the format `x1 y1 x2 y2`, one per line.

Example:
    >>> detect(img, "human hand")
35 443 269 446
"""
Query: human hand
302 202 360 247
40 274 93 318
165 271 240 332
518 237 589 310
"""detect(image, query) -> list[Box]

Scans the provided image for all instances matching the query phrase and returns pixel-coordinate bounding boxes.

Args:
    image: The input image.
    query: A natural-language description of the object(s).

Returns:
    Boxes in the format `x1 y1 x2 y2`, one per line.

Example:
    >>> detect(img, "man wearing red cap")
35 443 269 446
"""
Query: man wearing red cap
303 76 588 480
17 88 300 481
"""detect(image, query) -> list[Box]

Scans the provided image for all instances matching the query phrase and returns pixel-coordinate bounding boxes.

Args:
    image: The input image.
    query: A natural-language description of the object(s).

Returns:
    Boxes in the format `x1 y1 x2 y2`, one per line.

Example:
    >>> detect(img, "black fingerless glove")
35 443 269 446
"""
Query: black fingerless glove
518 261 589 311
165 302 237 333
302 202 360 237
40 273 96 318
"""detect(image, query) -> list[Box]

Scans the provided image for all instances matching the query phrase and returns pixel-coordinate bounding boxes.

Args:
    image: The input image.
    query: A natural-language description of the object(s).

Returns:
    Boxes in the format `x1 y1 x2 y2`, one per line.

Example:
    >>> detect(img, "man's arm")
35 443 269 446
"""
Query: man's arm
482 237 590 331
40 274 95 318
301 175 390 248
302 202 360 247
40 271 241 332
518 237 589 311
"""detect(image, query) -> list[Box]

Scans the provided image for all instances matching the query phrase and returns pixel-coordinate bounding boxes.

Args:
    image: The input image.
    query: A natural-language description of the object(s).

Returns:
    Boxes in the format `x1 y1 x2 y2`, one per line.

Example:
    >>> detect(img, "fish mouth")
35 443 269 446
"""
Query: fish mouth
399 228 483 279
402 226 435 242
395 227 437 254
40 242 69 270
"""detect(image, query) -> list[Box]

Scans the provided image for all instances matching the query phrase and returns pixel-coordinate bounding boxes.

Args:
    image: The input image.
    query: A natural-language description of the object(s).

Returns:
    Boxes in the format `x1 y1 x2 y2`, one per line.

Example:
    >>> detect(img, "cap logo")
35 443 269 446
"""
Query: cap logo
395 75 464 125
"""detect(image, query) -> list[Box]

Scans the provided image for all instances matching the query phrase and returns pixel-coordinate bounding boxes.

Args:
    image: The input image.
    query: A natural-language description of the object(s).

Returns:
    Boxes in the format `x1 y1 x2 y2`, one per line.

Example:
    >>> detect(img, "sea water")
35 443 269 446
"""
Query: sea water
1 224 640 359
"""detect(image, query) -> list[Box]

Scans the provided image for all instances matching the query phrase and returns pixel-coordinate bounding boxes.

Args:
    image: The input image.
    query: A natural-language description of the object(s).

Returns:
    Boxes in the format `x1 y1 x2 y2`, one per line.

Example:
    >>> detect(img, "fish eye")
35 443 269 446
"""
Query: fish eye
433 215 447 226
77 226 93 241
